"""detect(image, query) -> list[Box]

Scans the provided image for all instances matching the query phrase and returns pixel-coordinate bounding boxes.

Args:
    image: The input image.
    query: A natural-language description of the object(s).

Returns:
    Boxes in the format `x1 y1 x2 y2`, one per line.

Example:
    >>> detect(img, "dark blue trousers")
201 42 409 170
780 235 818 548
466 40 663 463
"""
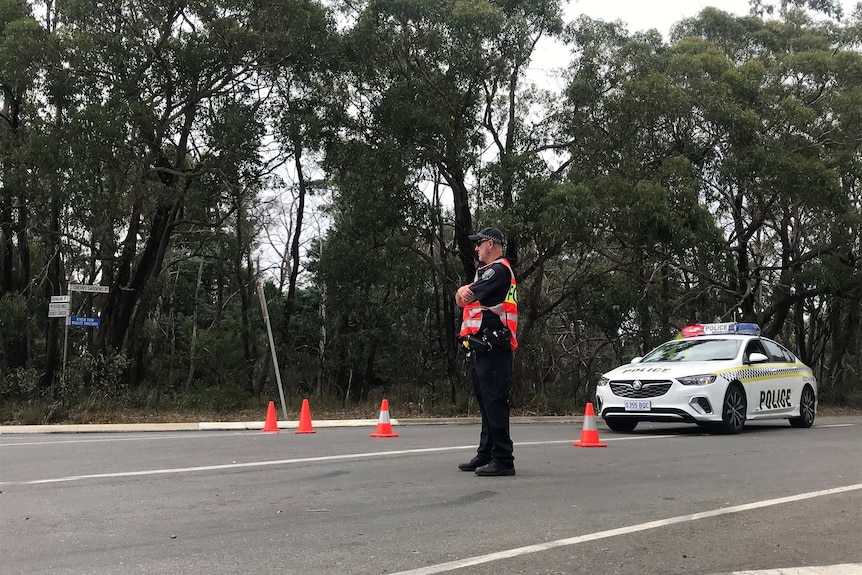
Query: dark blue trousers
470 346 514 466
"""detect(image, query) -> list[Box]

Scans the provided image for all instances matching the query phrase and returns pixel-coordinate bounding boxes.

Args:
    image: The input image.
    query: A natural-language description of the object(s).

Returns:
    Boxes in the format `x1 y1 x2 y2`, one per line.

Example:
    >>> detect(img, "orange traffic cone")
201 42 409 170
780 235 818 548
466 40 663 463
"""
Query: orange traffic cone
295 399 316 434
370 398 399 438
573 403 607 447
261 400 280 433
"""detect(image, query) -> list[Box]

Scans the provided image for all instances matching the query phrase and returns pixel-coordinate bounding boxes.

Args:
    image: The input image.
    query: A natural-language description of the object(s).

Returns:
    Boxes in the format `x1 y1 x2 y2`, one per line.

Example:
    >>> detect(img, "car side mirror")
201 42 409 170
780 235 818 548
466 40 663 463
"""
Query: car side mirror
630 357 643 364
749 352 769 364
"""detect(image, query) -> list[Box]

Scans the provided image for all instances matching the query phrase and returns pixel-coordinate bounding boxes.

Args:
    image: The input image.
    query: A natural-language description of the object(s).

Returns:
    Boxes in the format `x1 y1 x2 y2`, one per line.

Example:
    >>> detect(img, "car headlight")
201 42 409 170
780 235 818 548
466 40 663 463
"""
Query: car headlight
598 376 609 387
677 374 718 386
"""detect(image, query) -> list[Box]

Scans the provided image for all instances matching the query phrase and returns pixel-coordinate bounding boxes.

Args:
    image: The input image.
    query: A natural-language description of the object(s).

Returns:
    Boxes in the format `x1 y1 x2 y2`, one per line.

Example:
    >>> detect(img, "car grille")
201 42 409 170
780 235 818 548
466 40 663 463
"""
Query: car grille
610 380 672 398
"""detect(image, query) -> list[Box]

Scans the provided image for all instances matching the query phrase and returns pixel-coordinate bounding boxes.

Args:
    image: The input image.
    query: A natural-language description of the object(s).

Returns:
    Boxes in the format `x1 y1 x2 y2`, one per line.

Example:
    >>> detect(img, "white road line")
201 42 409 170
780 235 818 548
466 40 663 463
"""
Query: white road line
390 483 862 575
0 432 245 447
0 446 467 485
714 565 862 574
0 434 668 485
0 430 663 449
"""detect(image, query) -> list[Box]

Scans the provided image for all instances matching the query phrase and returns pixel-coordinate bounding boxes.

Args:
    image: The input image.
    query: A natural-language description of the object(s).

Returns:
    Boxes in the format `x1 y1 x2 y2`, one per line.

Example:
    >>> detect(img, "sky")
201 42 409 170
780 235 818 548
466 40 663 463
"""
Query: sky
571 0 752 35
531 0 751 88
568 0 858 35
530 0 858 89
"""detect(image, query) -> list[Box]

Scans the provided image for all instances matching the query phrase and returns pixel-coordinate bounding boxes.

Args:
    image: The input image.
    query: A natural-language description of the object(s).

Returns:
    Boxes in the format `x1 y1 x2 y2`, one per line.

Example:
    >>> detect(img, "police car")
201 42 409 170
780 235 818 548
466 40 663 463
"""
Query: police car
595 323 818 434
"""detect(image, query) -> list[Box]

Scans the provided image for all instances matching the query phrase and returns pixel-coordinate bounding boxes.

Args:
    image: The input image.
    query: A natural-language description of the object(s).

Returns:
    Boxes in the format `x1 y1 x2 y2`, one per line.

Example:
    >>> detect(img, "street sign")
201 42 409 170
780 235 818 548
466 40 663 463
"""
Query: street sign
69 283 110 294
69 316 101 327
48 302 71 318
51 295 71 303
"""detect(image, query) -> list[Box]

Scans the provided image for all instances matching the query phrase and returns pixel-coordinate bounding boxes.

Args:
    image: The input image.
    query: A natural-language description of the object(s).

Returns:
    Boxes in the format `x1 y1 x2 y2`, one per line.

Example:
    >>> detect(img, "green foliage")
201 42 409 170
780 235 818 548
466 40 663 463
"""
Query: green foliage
0 367 40 402
2 0 862 420
0 293 27 337
62 353 130 403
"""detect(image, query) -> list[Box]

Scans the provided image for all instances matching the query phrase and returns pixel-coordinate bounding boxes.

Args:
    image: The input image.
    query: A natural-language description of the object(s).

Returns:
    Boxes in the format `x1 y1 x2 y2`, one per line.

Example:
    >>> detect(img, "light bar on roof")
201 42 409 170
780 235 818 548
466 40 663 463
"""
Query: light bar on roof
680 322 761 337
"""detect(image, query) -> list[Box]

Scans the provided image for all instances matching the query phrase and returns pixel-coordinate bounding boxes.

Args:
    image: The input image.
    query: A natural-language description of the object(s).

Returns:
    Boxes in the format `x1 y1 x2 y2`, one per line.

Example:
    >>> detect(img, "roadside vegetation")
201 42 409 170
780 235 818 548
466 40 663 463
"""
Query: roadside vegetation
2 0 861 425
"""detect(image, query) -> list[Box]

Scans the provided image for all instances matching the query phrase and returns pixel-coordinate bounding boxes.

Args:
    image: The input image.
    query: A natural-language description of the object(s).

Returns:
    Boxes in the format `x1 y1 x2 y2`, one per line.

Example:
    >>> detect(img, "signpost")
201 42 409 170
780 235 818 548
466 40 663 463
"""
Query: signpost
50 283 109 391
48 302 71 318
69 316 101 327
48 295 72 390
257 282 288 421
70 283 110 294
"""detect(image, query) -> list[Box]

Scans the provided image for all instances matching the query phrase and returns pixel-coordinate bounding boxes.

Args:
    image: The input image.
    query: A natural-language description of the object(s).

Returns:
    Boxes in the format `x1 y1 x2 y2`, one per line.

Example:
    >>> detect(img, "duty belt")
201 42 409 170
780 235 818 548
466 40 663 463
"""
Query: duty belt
462 335 493 354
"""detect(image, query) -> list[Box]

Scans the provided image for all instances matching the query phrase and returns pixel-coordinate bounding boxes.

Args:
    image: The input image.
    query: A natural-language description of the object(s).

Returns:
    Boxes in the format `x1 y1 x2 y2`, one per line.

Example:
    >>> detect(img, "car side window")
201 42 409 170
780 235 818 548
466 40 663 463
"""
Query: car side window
745 340 767 364
776 343 797 363
762 339 792 363
778 342 795 362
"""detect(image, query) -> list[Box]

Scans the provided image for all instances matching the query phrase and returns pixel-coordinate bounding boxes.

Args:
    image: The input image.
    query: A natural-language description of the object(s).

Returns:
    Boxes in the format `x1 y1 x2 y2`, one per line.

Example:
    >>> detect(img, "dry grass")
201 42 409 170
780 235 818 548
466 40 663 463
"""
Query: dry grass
815 405 862 417
63 403 862 424
3 398 860 426
68 405 383 424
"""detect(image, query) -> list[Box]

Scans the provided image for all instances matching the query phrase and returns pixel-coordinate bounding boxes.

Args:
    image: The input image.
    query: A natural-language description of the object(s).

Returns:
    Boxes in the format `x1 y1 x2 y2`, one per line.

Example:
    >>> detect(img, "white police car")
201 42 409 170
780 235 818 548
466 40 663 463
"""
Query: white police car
595 323 818 434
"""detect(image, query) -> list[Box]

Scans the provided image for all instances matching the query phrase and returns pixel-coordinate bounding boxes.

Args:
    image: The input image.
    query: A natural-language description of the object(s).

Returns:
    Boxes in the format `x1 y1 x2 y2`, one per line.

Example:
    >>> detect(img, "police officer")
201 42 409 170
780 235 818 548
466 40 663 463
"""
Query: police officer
455 227 519 477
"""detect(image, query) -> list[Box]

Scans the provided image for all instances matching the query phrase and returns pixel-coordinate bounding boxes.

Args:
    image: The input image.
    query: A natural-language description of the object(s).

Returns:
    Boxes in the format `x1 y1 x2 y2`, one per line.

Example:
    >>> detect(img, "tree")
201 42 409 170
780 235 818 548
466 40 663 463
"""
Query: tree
0 0 47 371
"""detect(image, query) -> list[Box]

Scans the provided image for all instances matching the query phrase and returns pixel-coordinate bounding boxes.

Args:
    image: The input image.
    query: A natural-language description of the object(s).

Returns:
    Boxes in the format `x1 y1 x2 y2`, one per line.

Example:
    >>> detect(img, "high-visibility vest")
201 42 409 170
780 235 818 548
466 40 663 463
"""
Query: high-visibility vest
459 257 519 351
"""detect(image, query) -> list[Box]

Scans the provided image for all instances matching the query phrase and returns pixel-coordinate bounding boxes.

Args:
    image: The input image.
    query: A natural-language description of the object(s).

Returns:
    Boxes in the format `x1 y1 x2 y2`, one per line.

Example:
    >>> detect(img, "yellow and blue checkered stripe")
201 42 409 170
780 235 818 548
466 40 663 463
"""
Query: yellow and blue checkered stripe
715 363 812 383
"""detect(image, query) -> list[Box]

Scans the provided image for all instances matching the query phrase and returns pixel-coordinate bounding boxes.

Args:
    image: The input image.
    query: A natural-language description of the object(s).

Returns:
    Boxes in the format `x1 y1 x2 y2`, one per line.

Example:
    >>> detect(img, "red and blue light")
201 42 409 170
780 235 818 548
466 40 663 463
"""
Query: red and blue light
680 322 761 338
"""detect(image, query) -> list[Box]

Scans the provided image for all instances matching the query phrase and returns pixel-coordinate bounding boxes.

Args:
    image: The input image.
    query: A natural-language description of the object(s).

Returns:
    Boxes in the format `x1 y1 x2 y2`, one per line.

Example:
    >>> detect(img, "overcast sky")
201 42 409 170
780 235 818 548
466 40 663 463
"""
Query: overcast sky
571 0 752 35
530 0 858 88
569 0 859 35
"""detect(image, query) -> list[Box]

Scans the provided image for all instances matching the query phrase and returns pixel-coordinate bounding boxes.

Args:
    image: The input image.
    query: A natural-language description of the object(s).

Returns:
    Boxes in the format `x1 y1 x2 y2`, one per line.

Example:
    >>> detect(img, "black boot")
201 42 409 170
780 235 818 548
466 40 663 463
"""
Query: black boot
475 461 515 476
458 456 491 472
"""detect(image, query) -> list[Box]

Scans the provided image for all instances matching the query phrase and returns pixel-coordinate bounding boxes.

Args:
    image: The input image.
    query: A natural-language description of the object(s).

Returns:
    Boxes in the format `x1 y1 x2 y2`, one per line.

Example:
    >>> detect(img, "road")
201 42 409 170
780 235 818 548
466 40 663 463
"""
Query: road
2 417 861 575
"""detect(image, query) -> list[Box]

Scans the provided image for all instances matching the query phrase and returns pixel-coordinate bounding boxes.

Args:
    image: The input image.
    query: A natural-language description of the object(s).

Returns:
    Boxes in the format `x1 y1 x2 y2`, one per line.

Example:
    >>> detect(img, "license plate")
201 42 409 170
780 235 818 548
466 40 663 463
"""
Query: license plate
624 400 651 411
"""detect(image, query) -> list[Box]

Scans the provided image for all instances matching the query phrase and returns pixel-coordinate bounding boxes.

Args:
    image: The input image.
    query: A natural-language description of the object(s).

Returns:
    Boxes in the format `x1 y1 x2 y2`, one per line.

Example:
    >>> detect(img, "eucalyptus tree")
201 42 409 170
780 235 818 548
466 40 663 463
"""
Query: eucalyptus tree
317 138 438 402
251 0 337 347
557 16 728 365
51 0 274 373
325 0 570 400
345 0 495 281
749 0 846 19
670 6 862 376
555 6 862 403
0 0 49 373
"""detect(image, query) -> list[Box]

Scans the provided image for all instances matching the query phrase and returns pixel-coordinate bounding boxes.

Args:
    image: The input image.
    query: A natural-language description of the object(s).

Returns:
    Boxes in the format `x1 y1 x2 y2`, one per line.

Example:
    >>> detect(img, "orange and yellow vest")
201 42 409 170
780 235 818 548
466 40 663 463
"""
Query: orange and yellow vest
459 257 519 351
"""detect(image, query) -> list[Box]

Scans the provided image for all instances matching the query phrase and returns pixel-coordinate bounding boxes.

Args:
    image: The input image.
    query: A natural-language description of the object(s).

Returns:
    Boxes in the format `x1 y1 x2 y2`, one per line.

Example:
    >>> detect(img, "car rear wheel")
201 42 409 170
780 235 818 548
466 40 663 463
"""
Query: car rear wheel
604 418 638 432
719 384 746 434
789 385 816 428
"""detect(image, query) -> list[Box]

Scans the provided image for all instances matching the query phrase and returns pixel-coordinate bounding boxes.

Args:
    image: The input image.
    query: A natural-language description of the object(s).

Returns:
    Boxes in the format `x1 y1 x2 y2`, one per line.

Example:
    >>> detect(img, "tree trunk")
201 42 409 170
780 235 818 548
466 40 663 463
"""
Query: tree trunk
444 169 476 280
0 96 28 369
39 195 63 389
233 194 255 395
185 257 205 389
282 133 307 340
105 201 174 352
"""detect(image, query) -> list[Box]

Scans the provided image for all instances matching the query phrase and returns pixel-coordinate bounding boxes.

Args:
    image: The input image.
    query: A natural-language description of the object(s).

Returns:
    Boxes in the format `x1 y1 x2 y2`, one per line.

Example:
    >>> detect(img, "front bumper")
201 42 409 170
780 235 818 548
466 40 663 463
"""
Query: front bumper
596 379 729 423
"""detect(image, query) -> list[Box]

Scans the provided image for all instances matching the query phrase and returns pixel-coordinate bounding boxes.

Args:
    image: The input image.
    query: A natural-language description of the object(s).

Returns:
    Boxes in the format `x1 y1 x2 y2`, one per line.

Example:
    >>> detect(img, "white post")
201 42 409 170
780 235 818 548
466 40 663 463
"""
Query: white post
257 282 288 421
61 318 69 391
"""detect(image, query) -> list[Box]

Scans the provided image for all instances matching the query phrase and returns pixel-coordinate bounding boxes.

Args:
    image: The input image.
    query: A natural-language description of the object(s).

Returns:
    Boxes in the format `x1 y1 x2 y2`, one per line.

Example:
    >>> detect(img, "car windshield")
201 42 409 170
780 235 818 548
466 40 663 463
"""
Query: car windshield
640 338 741 362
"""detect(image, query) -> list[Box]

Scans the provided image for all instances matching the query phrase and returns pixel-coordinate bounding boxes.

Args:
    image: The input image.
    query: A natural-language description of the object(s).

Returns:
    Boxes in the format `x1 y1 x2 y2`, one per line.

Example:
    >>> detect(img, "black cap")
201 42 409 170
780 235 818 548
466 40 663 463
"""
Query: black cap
468 227 505 246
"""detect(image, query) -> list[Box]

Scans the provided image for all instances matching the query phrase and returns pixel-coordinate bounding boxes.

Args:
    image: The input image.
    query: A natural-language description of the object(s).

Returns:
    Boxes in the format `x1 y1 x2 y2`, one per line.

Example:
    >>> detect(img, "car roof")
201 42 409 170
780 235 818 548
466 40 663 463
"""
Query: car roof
677 334 753 340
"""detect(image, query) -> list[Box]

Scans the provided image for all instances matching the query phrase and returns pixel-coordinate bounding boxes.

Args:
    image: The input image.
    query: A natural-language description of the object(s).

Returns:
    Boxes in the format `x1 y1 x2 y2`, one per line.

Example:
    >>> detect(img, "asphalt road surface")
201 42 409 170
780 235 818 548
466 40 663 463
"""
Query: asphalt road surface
2 416 862 575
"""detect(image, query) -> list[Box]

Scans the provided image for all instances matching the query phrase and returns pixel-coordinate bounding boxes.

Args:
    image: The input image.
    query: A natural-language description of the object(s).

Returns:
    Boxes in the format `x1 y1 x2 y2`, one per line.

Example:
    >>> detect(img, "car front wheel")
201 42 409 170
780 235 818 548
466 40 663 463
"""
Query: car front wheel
719 384 746 434
789 385 816 428
604 417 638 432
